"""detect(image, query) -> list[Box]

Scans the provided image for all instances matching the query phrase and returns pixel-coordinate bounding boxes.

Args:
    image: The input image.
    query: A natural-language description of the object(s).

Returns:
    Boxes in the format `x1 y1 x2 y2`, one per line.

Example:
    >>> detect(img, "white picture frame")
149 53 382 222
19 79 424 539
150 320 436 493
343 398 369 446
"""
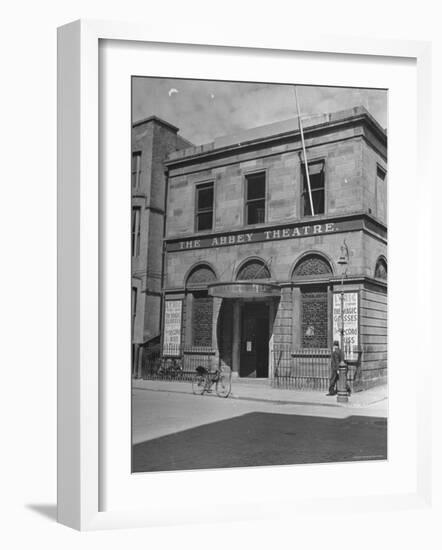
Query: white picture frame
57 19 432 531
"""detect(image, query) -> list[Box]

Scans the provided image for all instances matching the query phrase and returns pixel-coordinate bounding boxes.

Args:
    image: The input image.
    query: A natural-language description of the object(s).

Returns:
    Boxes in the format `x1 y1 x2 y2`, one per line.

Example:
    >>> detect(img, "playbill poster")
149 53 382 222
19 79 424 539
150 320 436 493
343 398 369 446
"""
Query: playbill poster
163 300 182 352
333 292 359 360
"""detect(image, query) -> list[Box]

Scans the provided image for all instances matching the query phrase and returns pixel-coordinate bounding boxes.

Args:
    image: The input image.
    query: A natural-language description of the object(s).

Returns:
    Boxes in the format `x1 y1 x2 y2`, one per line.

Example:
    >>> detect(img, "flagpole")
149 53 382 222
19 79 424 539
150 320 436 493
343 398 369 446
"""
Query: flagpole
294 86 315 216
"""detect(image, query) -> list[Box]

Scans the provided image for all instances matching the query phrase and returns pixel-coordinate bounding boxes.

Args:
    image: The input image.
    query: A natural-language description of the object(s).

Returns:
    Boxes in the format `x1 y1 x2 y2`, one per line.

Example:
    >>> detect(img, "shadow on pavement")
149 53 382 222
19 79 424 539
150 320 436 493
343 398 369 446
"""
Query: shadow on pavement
132 412 387 473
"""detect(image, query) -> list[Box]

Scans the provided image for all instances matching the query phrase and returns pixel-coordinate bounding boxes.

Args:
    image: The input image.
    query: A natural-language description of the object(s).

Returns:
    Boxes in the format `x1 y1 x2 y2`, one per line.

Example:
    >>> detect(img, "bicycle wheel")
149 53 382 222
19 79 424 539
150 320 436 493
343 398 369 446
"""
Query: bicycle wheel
192 374 206 395
216 370 231 398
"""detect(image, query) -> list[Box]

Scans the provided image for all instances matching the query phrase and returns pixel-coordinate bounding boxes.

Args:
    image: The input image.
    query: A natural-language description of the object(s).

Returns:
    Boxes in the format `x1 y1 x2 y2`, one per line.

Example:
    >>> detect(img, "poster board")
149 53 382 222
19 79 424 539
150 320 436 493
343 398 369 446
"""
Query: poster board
163 299 182 354
332 291 359 360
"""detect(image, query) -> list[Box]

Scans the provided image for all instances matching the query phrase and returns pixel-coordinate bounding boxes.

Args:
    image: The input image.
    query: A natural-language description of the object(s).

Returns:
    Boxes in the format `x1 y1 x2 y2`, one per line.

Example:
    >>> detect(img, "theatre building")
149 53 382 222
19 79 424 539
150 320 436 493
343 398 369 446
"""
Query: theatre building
160 106 388 391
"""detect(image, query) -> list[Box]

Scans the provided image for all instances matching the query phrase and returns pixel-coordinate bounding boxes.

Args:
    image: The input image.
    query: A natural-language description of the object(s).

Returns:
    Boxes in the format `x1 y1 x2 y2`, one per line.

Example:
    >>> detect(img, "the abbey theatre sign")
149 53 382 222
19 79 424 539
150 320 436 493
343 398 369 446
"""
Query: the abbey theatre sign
166 218 365 252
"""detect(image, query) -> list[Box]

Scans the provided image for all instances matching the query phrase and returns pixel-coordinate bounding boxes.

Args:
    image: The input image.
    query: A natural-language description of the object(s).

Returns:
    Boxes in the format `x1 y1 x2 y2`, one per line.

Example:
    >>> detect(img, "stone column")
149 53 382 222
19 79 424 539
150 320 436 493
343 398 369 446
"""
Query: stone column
232 300 241 376
273 287 293 376
268 299 276 379
273 287 293 347
185 292 193 348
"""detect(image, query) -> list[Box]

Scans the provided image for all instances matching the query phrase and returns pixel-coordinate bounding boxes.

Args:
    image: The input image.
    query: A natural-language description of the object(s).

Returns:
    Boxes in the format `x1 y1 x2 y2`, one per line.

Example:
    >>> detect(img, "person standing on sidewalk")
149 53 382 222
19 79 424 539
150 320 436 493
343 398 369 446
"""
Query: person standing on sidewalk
327 340 344 396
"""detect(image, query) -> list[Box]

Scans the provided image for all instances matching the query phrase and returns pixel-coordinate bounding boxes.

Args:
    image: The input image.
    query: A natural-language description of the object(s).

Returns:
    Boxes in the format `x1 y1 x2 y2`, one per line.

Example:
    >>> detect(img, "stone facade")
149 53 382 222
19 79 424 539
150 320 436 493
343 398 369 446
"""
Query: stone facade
161 106 387 390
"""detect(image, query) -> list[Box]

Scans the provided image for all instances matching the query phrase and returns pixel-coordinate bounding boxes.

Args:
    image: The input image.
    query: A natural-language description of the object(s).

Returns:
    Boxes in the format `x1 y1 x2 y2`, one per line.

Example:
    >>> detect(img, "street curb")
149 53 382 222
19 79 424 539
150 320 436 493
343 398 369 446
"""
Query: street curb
133 383 387 410
228 393 340 408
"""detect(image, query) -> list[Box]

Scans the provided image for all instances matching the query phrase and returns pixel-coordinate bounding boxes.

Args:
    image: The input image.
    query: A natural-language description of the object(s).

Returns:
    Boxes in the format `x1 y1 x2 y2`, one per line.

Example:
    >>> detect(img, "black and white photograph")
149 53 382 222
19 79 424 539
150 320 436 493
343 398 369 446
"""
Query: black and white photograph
130 77 388 473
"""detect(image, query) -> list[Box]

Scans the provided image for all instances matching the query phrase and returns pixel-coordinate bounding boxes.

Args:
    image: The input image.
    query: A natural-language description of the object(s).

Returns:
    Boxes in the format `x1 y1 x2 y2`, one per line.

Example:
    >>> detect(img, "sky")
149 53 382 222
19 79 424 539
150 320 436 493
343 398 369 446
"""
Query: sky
132 77 387 146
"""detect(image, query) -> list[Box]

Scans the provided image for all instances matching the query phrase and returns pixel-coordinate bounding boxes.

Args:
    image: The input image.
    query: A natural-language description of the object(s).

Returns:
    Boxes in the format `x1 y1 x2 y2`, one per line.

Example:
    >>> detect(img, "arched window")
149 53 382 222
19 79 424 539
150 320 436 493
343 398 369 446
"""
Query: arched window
292 254 332 349
374 257 387 280
237 259 271 280
186 265 216 347
186 265 217 287
293 254 332 278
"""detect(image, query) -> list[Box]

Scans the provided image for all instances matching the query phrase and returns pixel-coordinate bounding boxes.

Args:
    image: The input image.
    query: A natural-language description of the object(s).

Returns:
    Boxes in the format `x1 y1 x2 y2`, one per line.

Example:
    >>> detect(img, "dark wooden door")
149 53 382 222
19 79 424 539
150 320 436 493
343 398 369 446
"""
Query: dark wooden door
240 303 269 377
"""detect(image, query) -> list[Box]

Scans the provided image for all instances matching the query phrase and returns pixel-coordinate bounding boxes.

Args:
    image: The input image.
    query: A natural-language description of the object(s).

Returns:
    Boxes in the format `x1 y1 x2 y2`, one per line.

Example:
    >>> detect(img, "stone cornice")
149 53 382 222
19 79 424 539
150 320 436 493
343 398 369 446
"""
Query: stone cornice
164 109 387 169
279 275 387 291
164 276 387 294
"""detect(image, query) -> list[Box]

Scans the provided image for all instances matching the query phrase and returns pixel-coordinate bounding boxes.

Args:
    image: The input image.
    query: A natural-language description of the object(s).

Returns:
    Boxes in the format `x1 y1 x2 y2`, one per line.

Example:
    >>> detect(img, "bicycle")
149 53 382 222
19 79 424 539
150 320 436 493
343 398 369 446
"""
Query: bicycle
192 365 232 398
157 356 183 378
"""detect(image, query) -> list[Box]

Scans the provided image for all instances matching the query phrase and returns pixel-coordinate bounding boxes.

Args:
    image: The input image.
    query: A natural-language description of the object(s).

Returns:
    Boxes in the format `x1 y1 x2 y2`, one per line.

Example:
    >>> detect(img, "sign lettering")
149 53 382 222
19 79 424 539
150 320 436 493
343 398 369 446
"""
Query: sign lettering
166 218 364 252
333 292 359 361
163 300 182 355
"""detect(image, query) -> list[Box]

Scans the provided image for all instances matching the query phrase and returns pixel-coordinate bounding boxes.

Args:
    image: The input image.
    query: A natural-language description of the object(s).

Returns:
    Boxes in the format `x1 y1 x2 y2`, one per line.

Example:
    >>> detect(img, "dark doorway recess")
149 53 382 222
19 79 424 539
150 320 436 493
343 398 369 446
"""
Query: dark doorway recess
240 302 269 377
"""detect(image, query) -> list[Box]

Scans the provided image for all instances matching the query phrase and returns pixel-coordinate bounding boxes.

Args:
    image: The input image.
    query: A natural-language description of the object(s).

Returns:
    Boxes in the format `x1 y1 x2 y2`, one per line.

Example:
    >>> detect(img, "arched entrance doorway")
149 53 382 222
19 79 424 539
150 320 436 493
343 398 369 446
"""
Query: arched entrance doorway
237 260 272 377
209 259 280 378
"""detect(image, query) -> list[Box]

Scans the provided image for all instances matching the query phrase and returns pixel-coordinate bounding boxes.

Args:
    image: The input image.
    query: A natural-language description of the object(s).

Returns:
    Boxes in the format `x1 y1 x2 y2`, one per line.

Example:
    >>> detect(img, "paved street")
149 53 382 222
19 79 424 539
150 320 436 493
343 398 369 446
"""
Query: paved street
132 381 387 472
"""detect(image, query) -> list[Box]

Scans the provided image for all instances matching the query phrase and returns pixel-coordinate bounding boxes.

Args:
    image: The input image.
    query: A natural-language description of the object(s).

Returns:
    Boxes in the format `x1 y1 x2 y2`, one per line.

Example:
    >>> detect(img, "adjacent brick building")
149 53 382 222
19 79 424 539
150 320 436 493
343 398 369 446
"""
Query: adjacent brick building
131 116 192 377
160 106 387 390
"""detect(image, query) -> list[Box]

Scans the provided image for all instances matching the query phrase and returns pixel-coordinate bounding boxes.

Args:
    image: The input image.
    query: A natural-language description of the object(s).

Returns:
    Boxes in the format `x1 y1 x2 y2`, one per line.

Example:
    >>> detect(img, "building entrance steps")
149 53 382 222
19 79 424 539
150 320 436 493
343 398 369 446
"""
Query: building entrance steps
232 377 270 385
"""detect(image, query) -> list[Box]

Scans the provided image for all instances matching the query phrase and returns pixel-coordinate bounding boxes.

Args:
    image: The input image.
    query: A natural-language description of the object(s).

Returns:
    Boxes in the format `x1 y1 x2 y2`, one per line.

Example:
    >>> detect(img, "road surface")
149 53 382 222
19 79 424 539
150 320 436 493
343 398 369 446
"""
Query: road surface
132 386 387 472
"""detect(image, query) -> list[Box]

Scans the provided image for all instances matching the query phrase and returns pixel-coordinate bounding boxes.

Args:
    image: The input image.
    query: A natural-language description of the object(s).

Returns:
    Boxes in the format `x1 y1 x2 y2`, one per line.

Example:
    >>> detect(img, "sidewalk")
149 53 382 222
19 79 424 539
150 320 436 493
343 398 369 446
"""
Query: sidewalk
132 377 388 411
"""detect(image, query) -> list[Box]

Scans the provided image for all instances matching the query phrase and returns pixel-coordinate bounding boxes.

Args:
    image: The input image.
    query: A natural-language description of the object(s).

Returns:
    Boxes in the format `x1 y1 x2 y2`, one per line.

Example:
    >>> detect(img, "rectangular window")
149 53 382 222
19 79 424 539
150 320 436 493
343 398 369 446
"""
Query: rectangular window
245 172 266 225
377 165 386 182
131 207 141 257
132 344 139 377
131 287 138 318
301 286 328 348
195 182 214 232
302 161 325 216
131 287 138 338
375 165 387 219
132 152 142 189
192 291 213 347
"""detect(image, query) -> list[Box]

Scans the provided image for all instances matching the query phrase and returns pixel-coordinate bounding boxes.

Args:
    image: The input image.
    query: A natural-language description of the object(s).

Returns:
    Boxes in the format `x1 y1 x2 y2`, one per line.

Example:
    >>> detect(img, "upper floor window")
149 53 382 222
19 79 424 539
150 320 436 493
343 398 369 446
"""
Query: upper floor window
131 151 142 189
195 182 214 232
131 207 141 257
245 172 266 225
377 165 386 184
375 165 387 220
131 286 138 318
302 161 325 216
375 257 387 280
131 286 138 337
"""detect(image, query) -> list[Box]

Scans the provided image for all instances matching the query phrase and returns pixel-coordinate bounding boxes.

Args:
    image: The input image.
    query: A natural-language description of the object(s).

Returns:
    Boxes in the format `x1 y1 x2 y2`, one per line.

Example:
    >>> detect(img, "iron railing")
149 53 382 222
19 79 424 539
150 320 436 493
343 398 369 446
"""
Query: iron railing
140 343 361 389
272 347 330 391
271 347 357 391
141 344 216 382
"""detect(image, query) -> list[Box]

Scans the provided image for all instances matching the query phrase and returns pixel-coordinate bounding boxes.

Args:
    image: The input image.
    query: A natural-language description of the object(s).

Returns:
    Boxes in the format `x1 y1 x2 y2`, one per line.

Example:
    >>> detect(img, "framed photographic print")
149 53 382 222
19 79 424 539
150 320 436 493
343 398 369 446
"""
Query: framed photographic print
57 19 432 530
